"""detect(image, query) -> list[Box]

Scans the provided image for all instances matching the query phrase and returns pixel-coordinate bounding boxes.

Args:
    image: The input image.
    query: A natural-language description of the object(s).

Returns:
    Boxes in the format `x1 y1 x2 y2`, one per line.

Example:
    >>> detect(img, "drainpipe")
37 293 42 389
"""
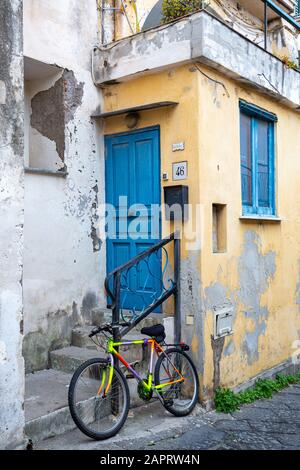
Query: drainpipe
100 0 116 44
264 0 268 50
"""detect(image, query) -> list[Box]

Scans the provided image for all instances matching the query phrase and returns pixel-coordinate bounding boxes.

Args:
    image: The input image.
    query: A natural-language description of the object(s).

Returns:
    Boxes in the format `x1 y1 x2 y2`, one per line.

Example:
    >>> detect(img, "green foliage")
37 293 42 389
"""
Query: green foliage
162 0 206 23
215 372 300 413
214 388 240 413
281 55 300 72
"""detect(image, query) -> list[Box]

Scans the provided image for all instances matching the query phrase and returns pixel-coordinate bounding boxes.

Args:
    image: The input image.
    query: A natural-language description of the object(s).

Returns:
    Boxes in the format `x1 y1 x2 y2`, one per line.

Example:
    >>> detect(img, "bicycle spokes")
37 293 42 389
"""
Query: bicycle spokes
157 351 196 408
71 362 128 435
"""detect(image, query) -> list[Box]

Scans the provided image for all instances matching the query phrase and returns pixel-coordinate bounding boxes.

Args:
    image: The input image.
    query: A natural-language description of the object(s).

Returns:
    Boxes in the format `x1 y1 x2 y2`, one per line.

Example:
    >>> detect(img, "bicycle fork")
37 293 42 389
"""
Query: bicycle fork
97 353 114 398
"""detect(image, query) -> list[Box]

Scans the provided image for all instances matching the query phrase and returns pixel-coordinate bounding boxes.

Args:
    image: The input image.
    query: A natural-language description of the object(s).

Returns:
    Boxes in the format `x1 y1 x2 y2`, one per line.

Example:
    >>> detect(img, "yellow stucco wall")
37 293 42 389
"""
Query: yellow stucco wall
102 63 300 400
197 64 300 397
102 65 201 257
102 66 205 380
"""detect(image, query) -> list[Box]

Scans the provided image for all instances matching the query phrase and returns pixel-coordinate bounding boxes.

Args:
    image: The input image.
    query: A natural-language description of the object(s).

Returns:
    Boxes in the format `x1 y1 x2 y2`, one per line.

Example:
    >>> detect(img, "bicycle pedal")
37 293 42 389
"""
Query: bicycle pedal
126 374 135 379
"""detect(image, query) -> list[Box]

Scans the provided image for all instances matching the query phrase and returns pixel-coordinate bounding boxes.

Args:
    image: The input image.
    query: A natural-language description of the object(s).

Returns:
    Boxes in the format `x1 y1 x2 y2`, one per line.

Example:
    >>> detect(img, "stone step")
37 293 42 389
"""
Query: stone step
72 314 174 352
91 307 164 332
25 365 150 443
50 346 105 374
51 333 148 375
72 324 151 350
120 333 147 363
25 369 75 443
91 307 112 326
71 325 99 349
73 312 174 346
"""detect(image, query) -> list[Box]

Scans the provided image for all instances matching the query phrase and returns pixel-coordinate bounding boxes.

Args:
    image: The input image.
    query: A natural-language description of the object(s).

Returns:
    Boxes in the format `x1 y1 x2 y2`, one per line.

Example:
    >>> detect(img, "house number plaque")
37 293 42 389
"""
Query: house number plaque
172 161 188 181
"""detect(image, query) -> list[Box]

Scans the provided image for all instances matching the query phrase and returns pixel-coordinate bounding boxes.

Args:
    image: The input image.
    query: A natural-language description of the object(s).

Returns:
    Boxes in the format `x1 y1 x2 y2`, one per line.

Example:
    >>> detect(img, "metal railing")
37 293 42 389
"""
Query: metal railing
262 0 300 51
104 232 181 344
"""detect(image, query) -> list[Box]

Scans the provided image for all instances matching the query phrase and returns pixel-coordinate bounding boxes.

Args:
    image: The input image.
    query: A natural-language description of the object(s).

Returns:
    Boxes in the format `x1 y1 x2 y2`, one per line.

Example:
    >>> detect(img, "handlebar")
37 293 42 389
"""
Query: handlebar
89 322 131 338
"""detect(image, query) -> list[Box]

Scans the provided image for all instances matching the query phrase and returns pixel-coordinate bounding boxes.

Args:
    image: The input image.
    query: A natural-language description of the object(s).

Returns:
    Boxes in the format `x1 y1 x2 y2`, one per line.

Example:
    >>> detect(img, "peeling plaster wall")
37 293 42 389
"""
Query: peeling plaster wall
23 0 105 371
101 59 300 401
0 0 25 449
25 69 64 170
197 64 300 399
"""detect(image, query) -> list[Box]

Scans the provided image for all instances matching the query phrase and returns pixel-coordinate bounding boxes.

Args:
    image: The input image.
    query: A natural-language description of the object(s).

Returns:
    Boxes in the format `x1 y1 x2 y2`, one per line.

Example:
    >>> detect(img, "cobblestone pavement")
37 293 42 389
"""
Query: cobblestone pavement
36 384 300 450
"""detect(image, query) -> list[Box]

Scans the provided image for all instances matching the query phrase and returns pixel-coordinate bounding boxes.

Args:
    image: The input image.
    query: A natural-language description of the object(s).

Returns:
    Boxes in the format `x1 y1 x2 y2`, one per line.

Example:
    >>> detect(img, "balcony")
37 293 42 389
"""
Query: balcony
92 8 300 110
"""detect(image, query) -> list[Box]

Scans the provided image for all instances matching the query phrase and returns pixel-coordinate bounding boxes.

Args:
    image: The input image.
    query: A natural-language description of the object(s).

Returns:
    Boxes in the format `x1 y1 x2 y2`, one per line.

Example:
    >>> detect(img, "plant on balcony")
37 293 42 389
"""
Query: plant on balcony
162 0 207 23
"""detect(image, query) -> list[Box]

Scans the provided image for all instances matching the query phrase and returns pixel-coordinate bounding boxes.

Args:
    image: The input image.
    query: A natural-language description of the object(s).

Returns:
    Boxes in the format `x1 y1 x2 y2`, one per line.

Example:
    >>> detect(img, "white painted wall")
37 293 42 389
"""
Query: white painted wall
23 0 107 371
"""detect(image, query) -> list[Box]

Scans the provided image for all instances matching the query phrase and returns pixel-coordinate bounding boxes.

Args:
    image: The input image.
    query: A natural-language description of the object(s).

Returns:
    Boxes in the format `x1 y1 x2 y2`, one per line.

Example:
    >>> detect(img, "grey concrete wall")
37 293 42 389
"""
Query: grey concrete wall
0 0 25 449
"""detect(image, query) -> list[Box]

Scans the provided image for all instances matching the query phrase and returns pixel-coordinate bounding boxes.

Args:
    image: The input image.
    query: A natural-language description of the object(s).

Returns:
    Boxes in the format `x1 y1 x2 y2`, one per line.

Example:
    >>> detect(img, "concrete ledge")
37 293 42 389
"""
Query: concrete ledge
25 405 76 443
202 357 300 411
233 358 300 395
93 10 300 110
239 215 282 223
25 167 68 178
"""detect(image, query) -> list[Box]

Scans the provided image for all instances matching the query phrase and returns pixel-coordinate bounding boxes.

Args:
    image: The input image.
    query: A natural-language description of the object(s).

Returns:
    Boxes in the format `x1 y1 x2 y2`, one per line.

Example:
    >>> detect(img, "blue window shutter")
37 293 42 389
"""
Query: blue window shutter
239 100 276 216
257 120 269 207
240 113 252 206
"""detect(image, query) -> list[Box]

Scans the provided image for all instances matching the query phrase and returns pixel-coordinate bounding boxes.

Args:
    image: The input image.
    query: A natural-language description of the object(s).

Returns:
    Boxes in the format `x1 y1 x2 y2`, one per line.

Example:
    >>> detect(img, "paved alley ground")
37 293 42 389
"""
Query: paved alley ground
36 384 300 450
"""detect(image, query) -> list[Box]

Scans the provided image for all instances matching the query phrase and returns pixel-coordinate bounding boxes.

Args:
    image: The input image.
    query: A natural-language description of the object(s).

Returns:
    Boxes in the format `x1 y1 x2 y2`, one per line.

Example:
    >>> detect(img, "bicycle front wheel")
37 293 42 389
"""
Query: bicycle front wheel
154 348 199 417
68 358 130 440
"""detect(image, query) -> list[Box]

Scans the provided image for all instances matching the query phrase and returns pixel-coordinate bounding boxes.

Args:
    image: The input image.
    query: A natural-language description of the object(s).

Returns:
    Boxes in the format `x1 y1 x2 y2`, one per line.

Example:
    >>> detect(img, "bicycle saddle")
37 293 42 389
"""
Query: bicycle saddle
141 323 166 343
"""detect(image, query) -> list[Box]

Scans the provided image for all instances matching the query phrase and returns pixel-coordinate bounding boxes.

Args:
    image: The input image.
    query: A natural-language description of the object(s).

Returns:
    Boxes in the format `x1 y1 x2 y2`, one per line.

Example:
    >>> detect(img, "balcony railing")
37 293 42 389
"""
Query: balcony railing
262 0 300 51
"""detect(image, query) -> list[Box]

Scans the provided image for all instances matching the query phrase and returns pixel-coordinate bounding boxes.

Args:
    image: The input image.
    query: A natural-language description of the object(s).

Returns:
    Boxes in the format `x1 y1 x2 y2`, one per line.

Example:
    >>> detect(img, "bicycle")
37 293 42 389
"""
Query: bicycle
68 322 199 440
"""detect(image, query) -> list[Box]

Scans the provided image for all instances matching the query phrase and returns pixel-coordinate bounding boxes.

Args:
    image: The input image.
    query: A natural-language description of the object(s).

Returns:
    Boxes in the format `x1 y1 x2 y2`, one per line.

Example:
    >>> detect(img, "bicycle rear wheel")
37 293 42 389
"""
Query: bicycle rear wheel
68 358 130 440
154 348 199 417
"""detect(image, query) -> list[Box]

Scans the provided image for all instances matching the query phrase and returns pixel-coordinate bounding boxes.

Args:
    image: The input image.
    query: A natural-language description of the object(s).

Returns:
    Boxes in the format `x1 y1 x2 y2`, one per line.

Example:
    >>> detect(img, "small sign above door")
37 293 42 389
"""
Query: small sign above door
172 161 188 181
172 142 185 152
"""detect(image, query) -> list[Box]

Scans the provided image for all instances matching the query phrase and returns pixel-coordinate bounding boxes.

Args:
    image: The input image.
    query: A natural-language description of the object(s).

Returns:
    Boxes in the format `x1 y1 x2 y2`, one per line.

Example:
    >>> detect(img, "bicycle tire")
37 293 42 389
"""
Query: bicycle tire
154 348 199 417
68 358 130 440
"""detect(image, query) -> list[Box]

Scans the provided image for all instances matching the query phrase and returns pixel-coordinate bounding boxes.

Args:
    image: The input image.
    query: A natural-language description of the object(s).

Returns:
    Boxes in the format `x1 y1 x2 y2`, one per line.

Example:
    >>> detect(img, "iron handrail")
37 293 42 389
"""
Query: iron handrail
104 232 176 305
104 232 181 343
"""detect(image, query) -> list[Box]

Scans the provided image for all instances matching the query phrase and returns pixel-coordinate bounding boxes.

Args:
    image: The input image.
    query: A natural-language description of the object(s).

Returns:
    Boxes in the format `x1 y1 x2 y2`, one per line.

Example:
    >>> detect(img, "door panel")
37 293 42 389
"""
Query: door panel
105 127 161 311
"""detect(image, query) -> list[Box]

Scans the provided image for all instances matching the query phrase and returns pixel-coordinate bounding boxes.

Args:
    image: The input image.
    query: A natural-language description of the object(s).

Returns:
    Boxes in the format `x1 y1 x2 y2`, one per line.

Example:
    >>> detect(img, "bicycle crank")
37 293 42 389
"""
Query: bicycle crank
137 381 153 401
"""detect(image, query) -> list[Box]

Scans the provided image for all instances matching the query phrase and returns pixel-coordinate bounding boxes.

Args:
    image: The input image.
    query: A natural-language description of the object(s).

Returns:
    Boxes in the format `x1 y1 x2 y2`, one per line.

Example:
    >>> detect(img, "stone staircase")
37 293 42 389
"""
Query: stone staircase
25 309 173 444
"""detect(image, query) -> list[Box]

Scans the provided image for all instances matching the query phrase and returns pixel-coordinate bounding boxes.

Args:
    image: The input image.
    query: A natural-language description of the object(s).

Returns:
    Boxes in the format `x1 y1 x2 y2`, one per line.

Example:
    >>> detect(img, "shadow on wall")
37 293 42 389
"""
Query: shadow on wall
142 0 163 31
22 292 98 373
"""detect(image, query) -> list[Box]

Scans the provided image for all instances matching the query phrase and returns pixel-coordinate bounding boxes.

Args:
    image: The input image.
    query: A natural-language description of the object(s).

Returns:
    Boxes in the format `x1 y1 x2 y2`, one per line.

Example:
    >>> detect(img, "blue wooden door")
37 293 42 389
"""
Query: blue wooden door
105 127 161 311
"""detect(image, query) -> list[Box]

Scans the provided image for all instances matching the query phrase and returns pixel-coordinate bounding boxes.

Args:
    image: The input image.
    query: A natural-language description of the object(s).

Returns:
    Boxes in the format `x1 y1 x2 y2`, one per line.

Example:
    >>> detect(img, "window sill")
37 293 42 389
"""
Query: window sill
239 215 281 223
25 167 68 178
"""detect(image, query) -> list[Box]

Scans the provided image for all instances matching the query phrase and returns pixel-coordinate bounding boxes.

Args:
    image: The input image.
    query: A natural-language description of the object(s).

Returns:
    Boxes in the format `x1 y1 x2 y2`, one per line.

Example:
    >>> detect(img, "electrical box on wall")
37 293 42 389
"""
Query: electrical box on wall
214 307 233 339
164 185 189 221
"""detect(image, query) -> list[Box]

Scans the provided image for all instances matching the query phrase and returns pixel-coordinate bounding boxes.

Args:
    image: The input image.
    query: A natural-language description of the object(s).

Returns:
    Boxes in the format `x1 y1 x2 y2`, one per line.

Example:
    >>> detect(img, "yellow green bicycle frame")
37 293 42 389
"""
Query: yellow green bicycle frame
100 337 184 397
